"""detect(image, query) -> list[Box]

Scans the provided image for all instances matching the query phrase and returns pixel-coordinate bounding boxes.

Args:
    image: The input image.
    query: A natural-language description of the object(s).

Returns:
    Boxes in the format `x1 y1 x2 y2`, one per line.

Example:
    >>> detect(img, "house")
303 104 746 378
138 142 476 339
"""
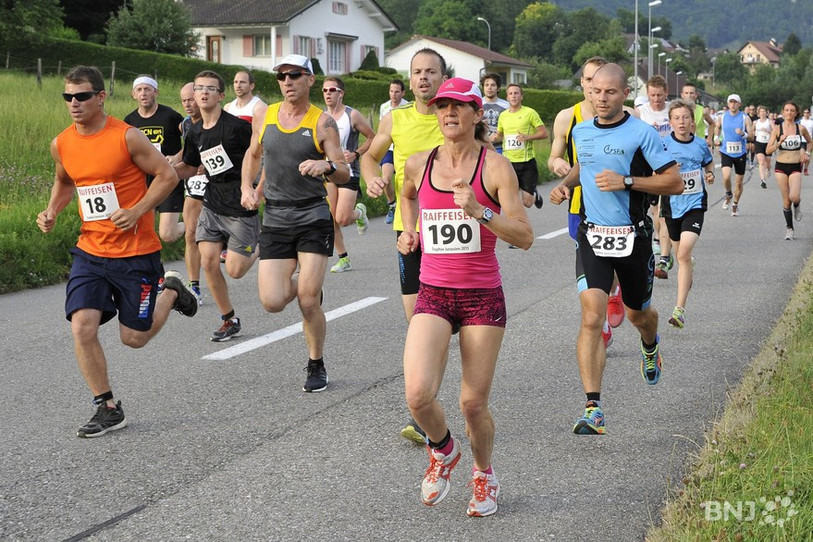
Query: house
182 0 397 74
738 39 783 73
385 35 532 86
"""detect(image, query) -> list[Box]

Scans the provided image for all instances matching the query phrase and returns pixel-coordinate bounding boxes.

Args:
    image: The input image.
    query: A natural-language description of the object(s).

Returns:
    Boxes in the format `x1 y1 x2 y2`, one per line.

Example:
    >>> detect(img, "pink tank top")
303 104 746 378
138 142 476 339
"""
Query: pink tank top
418 146 502 289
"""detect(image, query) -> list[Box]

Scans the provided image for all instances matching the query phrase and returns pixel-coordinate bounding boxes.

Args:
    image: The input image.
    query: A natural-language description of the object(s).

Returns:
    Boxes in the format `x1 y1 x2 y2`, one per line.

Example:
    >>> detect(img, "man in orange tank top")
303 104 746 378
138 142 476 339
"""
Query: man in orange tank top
37 66 198 438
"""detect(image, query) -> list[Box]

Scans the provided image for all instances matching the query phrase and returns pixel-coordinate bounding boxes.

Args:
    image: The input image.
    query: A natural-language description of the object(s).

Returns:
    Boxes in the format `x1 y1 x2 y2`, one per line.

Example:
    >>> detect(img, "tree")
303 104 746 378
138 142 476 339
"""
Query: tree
552 8 613 69
61 0 125 40
413 1 482 45
358 49 380 71
0 0 67 48
512 2 567 60
784 33 802 56
106 0 199 56
713 52 747 86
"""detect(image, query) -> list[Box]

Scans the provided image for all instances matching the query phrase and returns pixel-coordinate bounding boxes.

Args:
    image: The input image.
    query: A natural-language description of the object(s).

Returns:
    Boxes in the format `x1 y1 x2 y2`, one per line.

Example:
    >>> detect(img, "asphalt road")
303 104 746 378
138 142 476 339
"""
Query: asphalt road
1 163 810 541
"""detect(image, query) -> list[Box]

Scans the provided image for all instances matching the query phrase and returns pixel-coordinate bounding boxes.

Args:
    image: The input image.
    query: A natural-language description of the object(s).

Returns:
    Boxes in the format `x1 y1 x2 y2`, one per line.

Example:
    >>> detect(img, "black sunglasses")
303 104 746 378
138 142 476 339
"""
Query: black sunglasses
62 91 101 102
276 71 305 81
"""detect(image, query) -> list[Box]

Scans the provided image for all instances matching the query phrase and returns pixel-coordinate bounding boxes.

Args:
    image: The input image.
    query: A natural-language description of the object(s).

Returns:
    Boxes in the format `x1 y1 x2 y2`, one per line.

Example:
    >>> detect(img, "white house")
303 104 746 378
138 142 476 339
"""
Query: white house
182 0 397 74
386 35 532 85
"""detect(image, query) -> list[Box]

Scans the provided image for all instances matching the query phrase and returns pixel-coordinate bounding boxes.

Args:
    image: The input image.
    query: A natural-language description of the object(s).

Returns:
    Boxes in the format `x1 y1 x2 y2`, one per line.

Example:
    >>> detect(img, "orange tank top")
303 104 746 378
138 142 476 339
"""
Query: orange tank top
56 116 161 258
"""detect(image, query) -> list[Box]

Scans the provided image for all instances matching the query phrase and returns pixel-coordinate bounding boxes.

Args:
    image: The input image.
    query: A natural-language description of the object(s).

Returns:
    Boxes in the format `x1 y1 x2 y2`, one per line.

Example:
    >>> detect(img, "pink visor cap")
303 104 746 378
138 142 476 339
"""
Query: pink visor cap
428 78 483 109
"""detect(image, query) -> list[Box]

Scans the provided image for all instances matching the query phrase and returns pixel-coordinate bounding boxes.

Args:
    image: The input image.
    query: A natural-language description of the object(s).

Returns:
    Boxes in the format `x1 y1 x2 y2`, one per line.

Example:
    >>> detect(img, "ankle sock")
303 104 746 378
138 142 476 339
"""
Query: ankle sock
473 465 493 475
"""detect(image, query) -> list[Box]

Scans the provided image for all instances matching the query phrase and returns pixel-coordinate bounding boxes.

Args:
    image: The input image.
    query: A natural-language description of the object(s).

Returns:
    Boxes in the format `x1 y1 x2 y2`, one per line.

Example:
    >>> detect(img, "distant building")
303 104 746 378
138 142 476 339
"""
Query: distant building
738 39 783 73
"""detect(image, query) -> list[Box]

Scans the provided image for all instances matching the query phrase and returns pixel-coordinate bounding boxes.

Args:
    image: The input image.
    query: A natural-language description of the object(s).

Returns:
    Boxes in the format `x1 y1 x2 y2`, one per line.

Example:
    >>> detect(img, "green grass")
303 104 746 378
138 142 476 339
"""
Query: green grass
647 259 813 541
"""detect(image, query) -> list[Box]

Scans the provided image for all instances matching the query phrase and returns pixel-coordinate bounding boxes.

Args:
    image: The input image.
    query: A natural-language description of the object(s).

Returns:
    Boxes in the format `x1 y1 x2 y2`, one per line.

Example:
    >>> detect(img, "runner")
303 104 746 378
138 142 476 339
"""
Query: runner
224 70 266 123
548 56 624 345
680 82 715 149
361 48 448 443
480 73 509 155
379 79 409 224
38 65 197 438
549 63 682 435
241 54 349 392
124 75 186 243
716 94 754 217
661 99 715 326
746 104 759 169
177 82 206 305
753 105 773 189
322 76 376 273
173 70 259 342
766 101 812 240
493 83 547 209
799 108 813 176
398 77 533 516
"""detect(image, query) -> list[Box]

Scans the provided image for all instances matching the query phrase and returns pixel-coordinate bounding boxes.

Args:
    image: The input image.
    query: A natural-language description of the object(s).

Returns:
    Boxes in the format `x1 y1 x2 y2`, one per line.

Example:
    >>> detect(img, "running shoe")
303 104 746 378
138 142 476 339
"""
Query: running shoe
722 193 732 210
731 203 739 217
211 317 241 342
602 324 613 349
785 228 795 241
573 400 605 435
467 471 500 517
652 238 661 256
330 256 352 273
668 306 685 329
533 190 544 209
400 419 427 444
654 260 669 279
77 401 127 438
355 202 368 235
795 204 802 221
761 180 767 189
640 335 662 385
385 203 396 225
303 359 328 392
421 439 461 506
189 282 203 306
606 286 625 328
665 253 674 270
220 249 228 263
162 271 198 317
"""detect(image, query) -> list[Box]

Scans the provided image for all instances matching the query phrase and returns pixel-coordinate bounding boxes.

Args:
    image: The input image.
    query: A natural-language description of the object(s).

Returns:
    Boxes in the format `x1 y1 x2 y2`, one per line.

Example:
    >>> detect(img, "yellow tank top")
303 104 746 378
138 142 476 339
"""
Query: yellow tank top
694 104 706 139
568 103 585 215
390 103 444 231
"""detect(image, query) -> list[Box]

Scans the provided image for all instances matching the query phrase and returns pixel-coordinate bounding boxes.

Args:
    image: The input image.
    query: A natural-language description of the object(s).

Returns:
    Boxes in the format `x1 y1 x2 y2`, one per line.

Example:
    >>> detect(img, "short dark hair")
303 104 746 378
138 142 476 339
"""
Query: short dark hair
324 75 345 91
411 48 447 76
481 73 501 88
236 70 255 85
389 79 405 91
195 70 225 93
65 66 104 92
506 83 522 94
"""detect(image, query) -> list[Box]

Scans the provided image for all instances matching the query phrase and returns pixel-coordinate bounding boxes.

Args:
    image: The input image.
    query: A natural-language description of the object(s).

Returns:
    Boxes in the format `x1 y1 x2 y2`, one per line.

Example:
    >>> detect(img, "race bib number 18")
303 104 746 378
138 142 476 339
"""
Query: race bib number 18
587 225 635 258
421 208 481 254
77 182 120 221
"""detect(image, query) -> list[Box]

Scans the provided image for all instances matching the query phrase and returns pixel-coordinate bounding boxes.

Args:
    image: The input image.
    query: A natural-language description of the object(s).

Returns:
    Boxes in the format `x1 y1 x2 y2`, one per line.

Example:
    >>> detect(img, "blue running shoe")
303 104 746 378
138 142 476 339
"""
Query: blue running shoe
641 334 662 385
385 204 396 225
573 401 605 435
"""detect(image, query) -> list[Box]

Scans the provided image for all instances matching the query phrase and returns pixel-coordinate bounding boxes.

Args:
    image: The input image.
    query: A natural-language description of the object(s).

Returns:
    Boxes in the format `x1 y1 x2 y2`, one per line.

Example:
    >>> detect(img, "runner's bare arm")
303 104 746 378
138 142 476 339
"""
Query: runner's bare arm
471 152 533 250
306 113 349 184
396 152 425 255
38 138 77 232
360 111 394 197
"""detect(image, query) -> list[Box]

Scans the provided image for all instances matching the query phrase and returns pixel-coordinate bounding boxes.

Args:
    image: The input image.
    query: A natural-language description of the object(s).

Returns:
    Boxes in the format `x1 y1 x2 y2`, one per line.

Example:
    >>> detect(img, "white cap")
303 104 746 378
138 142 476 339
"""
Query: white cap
273 54 313 74
727 93 742 104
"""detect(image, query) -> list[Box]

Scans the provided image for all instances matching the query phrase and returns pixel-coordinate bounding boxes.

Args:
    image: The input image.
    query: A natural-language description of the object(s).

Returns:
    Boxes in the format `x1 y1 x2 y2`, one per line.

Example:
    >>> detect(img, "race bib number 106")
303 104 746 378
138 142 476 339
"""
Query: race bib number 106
587 224 635 258
421 208 481 254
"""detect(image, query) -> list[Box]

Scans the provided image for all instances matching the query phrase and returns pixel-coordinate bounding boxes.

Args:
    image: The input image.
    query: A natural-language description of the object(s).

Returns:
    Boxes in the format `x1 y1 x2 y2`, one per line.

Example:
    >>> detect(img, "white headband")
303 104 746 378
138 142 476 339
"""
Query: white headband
133 76 158 90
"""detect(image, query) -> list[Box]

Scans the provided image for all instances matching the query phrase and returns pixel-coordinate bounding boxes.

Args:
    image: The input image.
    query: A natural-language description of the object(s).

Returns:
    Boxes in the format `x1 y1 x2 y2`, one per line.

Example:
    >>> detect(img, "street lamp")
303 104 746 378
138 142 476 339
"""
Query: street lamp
648 0 662 76
665 58 673 96
634 0 640 98
658 51 666 75
477 16 491 51
649 24 662 76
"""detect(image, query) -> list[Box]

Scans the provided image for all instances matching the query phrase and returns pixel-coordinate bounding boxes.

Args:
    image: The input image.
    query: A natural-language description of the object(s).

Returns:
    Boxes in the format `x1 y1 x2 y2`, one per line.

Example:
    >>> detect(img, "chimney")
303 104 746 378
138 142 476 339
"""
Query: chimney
769 38 777 47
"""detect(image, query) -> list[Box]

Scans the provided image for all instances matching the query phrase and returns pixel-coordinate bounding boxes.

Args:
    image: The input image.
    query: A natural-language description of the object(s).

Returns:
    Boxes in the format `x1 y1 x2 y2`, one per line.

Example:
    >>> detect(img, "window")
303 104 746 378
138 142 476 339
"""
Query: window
297 36 312 58
328 40 346 73
332 2 348 15
512 72 527 85
253 35 271 57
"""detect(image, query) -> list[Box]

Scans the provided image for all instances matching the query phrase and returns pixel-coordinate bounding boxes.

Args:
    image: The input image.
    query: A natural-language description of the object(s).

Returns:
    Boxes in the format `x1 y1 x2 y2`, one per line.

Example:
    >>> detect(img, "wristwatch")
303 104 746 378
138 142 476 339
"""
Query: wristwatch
325 160 337 175
623 176 634 191
477 207 494 224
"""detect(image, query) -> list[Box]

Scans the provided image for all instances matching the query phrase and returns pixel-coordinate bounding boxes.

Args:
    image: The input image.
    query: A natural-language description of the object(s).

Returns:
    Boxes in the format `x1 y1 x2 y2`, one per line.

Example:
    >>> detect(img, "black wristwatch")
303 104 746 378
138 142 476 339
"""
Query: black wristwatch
325 160 337 175
477 207 494 224
623 176 634 191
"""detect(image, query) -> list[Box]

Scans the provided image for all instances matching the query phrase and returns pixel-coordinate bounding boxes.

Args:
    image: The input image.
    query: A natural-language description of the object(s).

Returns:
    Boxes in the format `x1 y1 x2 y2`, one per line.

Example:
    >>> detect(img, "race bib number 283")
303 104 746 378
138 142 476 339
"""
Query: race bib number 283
587 224 634 258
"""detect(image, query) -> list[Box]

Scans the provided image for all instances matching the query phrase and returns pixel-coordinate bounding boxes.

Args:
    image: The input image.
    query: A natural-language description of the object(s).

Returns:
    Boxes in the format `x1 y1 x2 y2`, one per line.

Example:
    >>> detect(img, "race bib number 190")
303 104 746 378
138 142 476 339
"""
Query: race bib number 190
587 224 635 258
421 208 481 254
77 182 120 221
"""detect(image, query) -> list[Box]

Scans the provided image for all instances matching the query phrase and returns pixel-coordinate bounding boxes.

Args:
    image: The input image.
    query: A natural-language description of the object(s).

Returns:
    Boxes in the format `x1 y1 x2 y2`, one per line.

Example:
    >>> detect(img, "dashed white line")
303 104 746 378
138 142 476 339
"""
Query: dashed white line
202 296 388 360
537 227 569 240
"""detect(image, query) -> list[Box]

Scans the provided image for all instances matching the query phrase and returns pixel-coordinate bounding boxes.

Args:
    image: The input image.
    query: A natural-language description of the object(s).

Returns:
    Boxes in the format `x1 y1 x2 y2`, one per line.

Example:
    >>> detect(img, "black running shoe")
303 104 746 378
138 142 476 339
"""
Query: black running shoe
211 317 241 342
303 360 328 392
162 271 198 317
77 401 127 438
534 190 544 209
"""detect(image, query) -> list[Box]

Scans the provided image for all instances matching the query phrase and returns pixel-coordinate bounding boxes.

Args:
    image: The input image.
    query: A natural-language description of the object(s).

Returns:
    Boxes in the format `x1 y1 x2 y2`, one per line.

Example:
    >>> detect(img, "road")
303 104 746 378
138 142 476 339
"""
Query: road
1 165 810 541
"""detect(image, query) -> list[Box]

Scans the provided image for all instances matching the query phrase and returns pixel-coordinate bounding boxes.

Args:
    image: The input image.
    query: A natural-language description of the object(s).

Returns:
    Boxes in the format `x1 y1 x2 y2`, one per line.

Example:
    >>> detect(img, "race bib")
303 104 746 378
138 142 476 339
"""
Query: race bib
680 169 703 195
783 135 802 150
503 134 523 151
152 142 162 153
77 182 120 222
186 174 209 198
726 141 742 155
201 144 234 176
587 224 634 258
756 131 770 143
421 208 481 254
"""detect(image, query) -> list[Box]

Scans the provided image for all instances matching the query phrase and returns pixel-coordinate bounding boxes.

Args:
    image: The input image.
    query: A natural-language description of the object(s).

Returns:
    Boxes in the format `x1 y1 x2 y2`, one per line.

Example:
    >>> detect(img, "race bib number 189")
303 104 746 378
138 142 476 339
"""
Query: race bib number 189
421 208 481 254
587 224 635 258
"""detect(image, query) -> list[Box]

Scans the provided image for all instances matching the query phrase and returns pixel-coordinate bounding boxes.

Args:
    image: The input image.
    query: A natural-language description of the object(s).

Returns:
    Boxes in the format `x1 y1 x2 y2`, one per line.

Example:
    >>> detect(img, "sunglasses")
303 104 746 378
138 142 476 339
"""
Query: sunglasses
276 71 305 81
62 91 101 102
322 87 342 93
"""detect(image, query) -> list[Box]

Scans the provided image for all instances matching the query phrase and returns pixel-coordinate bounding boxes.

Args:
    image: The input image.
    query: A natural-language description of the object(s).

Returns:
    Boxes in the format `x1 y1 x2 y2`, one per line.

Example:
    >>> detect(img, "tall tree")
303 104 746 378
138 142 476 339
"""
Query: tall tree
1 0 66 47
106 0 198 56
512 2 567 61
60 0 125 41
784 33 802 56
713 52 747 86
413 0 482 45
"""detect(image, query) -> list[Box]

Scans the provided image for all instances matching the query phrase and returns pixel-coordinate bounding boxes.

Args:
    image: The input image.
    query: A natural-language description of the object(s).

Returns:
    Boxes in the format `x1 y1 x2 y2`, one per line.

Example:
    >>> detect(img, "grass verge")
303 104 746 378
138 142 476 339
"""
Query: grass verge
647 256 813 541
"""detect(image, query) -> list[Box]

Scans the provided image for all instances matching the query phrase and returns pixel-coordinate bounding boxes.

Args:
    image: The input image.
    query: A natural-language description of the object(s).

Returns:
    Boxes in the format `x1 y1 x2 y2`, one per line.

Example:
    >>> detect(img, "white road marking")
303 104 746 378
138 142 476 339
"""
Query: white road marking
202 296 388 360
538 227 569 240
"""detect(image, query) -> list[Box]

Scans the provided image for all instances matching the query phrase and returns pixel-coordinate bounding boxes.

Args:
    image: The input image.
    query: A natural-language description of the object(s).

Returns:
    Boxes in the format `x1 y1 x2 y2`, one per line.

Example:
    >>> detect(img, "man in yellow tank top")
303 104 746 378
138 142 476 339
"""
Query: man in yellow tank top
37 66 198 438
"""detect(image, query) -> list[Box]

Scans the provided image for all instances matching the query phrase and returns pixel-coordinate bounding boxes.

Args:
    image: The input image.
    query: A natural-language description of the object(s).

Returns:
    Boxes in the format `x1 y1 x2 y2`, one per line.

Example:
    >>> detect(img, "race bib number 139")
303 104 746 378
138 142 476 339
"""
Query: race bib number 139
587 224 635 258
